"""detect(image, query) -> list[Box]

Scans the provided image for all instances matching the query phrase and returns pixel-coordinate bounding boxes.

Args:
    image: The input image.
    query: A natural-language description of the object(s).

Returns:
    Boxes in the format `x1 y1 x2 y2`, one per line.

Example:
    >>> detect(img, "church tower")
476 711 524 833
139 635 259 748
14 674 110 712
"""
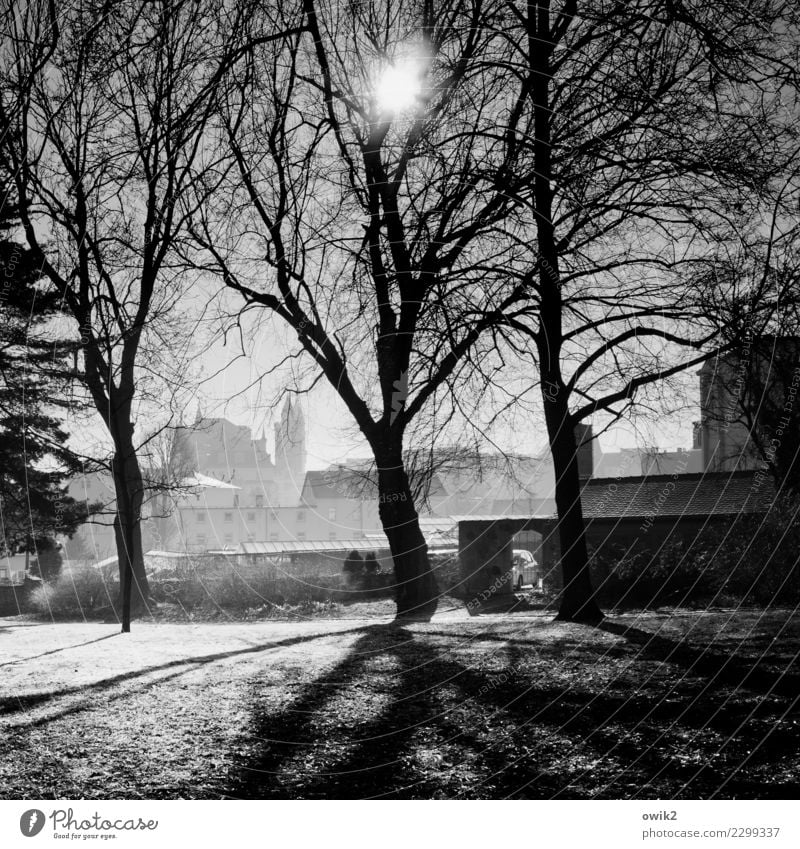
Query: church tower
274 398 306 506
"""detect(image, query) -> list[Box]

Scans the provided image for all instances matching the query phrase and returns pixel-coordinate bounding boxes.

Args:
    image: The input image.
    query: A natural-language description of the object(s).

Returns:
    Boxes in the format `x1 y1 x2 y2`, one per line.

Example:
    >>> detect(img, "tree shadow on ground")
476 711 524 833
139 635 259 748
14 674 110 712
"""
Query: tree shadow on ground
231 622 800 799
465 594 548 616
0 632 118 669
231 624 426 799
0 625 370 720
0 620 48 631
596 620 800 702
428 620 800 701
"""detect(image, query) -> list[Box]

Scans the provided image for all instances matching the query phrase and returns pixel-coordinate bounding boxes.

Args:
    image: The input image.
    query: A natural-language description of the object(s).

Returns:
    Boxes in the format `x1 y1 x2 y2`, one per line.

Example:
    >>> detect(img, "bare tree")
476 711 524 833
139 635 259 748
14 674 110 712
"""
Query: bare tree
188 0 532 617
0 0 296 629
478 0 800 621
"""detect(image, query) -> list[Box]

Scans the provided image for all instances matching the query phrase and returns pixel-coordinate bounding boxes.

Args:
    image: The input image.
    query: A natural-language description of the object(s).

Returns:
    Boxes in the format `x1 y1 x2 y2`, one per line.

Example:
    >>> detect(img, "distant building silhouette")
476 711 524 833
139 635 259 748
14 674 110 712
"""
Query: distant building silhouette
63 397 308 558
593 445 701 478
272 398 306 507
698 338 800 475
268 426 596 543
62 398 713 560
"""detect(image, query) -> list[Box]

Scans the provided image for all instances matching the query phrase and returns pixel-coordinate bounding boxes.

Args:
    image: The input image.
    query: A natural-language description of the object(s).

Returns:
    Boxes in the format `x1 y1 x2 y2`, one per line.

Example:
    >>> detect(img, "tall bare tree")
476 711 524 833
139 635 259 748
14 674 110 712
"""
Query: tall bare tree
484 0 800 621
0 0 297 629
188 0 533 617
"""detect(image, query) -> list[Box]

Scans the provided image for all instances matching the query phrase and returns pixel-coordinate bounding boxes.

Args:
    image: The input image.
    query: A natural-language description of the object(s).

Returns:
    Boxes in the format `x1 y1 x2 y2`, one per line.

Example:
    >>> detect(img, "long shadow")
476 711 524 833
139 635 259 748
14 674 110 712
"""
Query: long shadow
0 633 119 669
0 620 45 628
421 626 589 649
425 621 800 701
15 665 213 731
0 625 370 717
233 623 640 798
597 620 800 702
466 595 546 616
424 620 800 701
230 623 424 799
231 624 800 799
10 619 794 798
485 636 798 797
232 624 637 798
303 629 551 798
372 634 799 798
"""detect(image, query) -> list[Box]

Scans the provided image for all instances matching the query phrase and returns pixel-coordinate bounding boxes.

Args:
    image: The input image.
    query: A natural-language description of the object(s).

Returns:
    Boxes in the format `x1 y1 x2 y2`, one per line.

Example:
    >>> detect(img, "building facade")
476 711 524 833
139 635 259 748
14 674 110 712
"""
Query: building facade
698 340 800 474
64 398 308 559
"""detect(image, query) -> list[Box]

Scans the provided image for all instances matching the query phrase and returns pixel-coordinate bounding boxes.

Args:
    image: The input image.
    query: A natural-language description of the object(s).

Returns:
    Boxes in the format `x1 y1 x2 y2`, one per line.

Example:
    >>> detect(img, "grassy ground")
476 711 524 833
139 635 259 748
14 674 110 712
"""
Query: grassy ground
1 607 798 799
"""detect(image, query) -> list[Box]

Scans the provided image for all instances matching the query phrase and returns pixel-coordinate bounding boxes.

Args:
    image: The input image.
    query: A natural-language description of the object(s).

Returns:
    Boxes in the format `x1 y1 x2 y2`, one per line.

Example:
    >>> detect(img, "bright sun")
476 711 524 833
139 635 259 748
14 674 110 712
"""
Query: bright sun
375 59 423 115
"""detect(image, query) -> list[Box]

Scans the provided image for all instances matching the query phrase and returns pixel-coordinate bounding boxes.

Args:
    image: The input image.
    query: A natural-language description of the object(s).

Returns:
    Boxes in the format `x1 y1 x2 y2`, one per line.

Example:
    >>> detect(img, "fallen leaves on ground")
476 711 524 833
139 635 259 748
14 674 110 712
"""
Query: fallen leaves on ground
0 608 798 799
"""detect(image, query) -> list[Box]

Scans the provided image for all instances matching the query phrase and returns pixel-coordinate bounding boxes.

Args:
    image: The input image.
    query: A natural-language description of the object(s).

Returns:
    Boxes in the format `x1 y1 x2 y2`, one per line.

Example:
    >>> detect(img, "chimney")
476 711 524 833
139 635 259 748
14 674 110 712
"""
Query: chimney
574 423 594 479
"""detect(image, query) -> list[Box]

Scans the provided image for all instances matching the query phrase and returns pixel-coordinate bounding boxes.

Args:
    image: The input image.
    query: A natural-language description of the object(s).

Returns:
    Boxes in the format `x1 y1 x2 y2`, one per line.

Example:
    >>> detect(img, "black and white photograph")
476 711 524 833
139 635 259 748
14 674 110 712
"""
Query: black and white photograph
1 0 799 837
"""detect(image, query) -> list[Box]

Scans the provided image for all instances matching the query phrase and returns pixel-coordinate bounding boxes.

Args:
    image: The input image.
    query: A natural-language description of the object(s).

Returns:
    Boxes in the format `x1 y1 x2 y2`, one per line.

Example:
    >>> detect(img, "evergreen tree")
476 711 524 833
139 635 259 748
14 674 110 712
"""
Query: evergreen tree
0 176 87 573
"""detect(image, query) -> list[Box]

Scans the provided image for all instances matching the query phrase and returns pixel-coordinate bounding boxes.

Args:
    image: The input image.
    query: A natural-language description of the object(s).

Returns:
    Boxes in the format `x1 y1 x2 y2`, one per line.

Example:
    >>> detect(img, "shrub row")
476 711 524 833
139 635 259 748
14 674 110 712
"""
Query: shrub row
29 563 396 618
587 499 800 608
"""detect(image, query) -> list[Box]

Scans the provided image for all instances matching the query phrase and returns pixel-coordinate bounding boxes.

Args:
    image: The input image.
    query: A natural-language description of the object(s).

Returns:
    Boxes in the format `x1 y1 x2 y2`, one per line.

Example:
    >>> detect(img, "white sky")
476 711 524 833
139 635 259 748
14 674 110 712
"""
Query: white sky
60 280 704 470
197 322 703 470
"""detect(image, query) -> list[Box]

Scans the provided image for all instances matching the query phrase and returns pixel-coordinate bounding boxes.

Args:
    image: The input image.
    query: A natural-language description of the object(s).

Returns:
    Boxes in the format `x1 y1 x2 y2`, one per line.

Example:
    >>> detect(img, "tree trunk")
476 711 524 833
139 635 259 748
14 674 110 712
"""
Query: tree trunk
111 443 149 633
543 397 603 623
526 3 602 624
374 448 438 619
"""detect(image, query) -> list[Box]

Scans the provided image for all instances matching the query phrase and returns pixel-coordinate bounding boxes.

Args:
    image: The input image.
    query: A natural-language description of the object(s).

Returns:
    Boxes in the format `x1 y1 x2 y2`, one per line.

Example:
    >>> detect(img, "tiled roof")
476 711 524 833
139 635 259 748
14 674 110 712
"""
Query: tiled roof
304 469 375 499
580 470 775 521
182 472 240 490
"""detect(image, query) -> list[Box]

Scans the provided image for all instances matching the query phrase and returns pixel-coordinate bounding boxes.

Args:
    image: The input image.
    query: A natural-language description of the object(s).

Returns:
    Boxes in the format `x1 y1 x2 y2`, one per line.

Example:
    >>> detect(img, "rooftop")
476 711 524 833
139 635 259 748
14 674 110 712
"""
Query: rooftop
182 472 240 490
579 470 775 520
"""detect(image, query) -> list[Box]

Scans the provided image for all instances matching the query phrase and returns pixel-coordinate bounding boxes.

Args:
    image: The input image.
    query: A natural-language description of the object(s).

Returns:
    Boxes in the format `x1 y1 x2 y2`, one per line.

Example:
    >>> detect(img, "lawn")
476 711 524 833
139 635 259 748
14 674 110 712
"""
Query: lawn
0 608 798 799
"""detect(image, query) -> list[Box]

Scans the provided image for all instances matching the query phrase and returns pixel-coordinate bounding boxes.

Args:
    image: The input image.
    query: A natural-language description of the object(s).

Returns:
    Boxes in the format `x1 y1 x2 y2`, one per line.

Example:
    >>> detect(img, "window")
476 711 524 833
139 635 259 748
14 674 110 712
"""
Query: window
328 507 336 521
224 534 233 545
196 511 206 523
247 534 254 542
233 494 239 508
196 535 207 546
297 510 306 522
224 512 233 523
329 531 337 539
246 512 255 522
255 495 264 508
270 533 278 540
297 532 306 541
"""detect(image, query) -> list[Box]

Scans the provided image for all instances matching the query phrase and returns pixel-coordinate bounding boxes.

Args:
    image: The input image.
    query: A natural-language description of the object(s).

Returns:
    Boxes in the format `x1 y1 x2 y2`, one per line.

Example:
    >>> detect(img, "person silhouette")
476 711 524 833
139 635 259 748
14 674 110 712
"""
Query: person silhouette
343 550 364 581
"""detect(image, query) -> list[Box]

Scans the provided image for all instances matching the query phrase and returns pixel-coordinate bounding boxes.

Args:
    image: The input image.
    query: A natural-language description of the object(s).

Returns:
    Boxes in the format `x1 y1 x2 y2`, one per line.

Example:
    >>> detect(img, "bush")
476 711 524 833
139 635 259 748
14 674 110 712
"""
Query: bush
29 559 398 619
29 564 117 618
705 499 800 605
213 570 340 608
586 497 800 609
589 543 712 608
147 566 386 611
429 552 464 596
